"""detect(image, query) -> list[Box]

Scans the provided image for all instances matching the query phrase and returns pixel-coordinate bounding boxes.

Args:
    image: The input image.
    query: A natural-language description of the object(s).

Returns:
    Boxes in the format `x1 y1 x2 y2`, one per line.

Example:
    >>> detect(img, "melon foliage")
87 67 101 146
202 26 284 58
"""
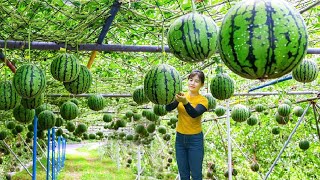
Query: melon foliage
144 64 182 105
167 13 218 62
219 0 308 79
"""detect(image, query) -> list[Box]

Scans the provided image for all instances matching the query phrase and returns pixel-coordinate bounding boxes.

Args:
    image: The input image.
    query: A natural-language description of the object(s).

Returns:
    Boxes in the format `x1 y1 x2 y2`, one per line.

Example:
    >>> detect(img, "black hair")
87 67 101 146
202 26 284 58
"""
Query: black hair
188 70 205 84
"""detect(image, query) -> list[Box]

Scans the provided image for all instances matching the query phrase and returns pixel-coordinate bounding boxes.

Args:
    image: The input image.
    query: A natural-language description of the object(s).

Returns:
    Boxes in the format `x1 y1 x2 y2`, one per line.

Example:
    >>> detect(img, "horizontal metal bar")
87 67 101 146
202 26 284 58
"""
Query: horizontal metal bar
0 40 319 54
0 40 170 52
46 94 132 98
46 91 319 98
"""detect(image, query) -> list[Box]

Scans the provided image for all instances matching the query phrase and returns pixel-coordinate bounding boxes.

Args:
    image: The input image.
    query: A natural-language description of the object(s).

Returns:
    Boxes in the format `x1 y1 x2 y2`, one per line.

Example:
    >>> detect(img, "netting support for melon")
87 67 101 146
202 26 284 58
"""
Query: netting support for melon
226 100 232 180
264 103 311 180
1 140 32 177
18 134 50 178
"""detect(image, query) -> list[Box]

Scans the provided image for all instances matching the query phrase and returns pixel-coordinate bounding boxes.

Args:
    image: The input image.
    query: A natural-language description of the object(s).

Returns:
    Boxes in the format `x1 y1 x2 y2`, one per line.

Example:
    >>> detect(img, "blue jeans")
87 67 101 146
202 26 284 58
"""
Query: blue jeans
175 132 204 180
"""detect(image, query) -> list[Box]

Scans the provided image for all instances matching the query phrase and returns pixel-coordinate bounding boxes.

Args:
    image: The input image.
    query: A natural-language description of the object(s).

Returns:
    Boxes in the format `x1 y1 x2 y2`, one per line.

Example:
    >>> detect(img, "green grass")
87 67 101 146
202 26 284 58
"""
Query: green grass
12 145 136 180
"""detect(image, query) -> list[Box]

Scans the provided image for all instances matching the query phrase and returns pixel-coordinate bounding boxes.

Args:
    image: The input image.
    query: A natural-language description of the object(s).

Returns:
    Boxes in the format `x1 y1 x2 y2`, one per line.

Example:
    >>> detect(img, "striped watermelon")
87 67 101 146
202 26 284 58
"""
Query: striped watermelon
50 53 80 82
210 73 234 100
21 93 44 109
13 105 35 124
153 104 167 116
13 64 46 98
76 123 87 134
87 94 105 111
204 93 216 110
133 113 142 121
0 81 21 110
215 106 226 116
35 103 51 116
277 104 291 117
167 13 218 62
275 112 289 124
231 104 250 122
254 104 265 112
63 65 92 94
103 114 113 122
293 106 304 117
55 117 64 127
56 128 63 136
60 101 79 120
292 59 318 83
145 111 159 122
144 64 182 105
38 110 56 130
247 115 258 126
219 0 308 79
132 86 149 105
66 122 76 132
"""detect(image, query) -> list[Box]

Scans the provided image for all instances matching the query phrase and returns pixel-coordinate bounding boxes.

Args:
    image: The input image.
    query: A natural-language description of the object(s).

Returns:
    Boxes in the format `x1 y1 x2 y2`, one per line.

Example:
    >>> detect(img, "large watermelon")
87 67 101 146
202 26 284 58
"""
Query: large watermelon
0 81 21 110
219 0 308 79
60 101 79 120
50 53 81 82
63 65 92 94
144 64 182 105
38 110 56 130
13 64 46 98
132 86 149 105
167 13 218 62
13 105 35 124
87 94 105 111
292 59 318 83
210 73 234 100
21 93 44 109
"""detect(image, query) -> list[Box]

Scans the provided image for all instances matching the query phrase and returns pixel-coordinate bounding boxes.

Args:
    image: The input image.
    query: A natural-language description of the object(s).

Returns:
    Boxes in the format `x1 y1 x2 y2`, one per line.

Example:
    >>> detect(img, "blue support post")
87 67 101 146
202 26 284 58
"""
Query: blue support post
248 75 292 92
58 136 61 172
46 129 51 180
52 128 56 180
32 116 38 180
63 138 66 167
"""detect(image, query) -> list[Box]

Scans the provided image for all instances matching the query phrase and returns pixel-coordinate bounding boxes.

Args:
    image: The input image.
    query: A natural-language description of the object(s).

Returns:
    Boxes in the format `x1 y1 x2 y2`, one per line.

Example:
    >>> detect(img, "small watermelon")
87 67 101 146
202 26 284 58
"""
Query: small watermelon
38 110 56 130
153 104 167 116
204 93 216 110
21 93 44 109
231 104 250 122
13 105 35 124
132 86 149 105
87 94 105 111
60 101 79 120
292 59 318 83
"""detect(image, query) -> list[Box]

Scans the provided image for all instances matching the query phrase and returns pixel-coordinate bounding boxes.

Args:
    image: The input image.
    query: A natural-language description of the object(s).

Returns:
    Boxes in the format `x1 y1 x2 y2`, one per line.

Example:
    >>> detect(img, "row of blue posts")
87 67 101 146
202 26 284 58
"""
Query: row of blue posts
33 116 67 180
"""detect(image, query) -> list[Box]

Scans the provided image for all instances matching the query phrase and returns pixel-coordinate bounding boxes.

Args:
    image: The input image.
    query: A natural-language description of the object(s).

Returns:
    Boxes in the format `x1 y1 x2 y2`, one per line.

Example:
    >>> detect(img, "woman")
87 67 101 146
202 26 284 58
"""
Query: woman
166 70 208 180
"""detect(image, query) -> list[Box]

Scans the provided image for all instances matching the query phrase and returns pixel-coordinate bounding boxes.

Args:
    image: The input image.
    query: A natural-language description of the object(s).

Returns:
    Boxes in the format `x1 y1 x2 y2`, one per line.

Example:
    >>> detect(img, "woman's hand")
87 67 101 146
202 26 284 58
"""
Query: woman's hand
176 92 188 105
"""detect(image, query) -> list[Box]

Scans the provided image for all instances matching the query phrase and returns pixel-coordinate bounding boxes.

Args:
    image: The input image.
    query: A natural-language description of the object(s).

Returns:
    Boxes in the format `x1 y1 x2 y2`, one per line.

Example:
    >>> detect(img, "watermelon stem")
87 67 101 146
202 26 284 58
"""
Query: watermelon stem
28 25 31 63
191 0 196 13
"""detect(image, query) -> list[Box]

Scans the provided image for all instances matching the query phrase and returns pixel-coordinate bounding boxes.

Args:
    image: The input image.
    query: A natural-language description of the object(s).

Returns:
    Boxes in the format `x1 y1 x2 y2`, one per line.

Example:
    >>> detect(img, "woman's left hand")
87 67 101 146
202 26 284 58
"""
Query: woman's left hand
176 93 188 105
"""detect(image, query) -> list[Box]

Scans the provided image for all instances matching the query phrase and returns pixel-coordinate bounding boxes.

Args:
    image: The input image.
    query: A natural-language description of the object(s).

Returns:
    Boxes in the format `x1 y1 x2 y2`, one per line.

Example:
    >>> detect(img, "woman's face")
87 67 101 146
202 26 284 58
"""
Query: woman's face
188 75 203 93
